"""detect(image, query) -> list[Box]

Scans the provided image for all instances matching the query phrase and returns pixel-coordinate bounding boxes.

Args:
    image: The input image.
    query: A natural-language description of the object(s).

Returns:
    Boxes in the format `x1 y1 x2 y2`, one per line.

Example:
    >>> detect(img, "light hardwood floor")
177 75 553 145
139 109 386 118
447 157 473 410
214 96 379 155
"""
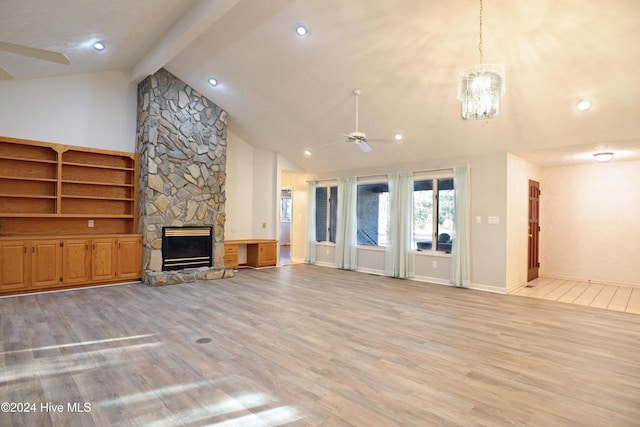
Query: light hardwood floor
512 277 640 315
1 265 639 426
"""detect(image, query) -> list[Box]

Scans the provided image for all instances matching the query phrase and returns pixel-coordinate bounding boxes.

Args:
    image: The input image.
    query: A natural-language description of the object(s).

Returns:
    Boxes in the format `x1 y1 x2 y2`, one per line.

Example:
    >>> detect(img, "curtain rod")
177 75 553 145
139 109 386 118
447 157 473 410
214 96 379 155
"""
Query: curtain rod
309 165 456 183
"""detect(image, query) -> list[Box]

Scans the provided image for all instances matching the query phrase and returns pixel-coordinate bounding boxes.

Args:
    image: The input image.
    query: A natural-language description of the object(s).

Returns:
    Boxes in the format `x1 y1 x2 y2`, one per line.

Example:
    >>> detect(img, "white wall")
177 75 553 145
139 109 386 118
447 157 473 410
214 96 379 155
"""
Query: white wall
224 130 254 240
0 70 137 152
252 148 277 239
540 160 640 286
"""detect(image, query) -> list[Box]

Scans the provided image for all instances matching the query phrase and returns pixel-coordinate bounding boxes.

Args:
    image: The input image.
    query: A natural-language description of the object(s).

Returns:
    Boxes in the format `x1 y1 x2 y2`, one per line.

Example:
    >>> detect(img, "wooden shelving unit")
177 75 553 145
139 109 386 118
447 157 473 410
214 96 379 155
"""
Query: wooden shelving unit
0 136 142 295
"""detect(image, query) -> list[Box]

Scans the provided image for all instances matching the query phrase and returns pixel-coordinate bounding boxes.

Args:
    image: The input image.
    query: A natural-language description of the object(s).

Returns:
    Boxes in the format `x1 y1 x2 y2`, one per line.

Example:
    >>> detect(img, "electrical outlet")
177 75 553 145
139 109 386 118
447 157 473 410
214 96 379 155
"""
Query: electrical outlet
88 220 94 228
432 260 438 269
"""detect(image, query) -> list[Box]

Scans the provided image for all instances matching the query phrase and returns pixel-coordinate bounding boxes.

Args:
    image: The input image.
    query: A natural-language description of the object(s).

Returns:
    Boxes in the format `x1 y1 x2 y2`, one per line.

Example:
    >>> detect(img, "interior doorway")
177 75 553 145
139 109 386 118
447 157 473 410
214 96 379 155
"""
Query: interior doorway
528 180 540 281
279 188 292 266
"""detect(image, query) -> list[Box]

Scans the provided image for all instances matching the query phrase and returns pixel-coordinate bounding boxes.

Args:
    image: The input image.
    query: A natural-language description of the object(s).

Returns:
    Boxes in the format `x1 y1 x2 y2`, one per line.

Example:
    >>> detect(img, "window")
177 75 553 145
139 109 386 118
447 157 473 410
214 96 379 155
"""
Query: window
356 182 389 246
280 189 292 222
315 186 337 242
413 178 455 253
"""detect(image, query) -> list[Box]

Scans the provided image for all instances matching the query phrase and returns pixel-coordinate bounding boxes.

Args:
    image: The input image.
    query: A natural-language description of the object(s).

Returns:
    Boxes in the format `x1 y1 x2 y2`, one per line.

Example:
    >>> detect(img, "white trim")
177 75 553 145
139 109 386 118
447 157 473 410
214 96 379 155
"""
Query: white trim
412 275 451 286
356 266 385 276
469 282 507 294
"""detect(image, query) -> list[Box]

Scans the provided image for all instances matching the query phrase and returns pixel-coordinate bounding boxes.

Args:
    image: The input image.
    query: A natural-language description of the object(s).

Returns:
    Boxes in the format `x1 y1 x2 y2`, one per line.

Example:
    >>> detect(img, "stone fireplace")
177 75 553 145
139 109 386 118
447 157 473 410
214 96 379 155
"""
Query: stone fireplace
136 68 232 285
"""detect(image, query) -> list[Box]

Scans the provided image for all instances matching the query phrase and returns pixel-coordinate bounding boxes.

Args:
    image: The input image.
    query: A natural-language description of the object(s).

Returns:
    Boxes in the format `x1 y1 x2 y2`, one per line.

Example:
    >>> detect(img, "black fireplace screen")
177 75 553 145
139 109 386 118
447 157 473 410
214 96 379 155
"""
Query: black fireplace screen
162 226 213 271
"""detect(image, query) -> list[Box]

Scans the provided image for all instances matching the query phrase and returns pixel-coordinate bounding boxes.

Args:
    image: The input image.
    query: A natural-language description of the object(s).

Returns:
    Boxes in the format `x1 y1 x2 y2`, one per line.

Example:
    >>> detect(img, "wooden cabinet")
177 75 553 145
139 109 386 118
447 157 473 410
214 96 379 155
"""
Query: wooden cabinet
30 239 63 288
92 238 118 282
225 239 278 269
117 235 142 280
254 241 277 267
0 240 29 292
0 137 142 295
0 235 142 295
224 243 239 270
63 239 91 285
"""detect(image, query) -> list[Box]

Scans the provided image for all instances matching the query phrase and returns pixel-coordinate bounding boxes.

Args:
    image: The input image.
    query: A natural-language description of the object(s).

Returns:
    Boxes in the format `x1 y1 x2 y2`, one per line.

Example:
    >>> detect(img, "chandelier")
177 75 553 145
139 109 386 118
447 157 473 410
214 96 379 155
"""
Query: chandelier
457 0 505 119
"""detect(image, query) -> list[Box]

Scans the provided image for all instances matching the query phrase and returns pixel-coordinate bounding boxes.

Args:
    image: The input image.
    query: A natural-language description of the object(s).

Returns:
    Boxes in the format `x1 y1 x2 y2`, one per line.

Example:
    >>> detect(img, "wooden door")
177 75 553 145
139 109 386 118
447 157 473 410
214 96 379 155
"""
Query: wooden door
528 180 541 281
63 239 91 284
117 236 142 280
31 239 62 288
92 238 117 282
0 240 30 292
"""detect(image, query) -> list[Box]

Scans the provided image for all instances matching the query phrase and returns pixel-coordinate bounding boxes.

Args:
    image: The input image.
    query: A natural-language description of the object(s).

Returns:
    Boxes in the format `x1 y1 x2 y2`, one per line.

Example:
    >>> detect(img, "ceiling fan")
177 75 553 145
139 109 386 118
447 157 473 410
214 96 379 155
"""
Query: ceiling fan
327 88 398 153
0 41 70 80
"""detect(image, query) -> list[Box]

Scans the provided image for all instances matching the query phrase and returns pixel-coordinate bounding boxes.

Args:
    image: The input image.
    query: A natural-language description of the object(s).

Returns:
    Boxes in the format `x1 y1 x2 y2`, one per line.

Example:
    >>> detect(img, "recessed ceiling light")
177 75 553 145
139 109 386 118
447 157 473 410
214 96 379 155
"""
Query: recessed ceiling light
593 152 614 162
576 99 592 111
207 77 218 86
92 41 105 51
295 24 308 37
303 150 312 157
393 133 403 141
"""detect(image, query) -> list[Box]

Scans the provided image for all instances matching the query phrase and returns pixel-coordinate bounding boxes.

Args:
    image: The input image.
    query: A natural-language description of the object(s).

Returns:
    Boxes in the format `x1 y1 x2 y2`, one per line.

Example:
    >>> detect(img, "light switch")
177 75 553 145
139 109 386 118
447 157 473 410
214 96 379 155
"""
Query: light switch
476 216 482 224
488 216 500 225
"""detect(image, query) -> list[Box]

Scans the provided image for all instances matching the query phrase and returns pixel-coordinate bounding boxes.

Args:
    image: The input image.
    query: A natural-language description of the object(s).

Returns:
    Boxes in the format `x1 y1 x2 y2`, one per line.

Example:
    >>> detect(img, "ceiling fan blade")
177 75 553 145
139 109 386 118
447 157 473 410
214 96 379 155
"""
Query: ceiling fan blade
0 64 12 80
319 140 346 148
358 141 372 153
0 41 70 65
365 138 396 143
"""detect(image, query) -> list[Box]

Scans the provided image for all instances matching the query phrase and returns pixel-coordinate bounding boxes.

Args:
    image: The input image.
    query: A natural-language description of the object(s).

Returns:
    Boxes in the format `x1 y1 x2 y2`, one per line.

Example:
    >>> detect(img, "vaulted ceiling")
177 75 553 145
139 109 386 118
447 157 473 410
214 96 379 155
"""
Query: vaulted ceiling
1 0 639 173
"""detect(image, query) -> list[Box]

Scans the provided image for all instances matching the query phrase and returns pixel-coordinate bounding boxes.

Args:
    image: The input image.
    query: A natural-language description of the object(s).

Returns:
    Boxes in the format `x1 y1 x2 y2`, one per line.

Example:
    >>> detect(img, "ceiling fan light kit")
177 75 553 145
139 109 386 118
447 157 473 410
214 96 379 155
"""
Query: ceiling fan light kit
457 0 505 119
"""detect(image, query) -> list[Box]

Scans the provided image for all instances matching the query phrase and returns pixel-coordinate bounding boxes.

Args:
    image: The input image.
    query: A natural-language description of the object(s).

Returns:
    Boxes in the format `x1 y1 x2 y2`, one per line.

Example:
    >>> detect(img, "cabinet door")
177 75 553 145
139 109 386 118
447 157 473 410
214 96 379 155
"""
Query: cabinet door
31 239 62 288
0 240 30 292
63 239 91 285
92 238 117 282
258 242 277 267
117 236 141 280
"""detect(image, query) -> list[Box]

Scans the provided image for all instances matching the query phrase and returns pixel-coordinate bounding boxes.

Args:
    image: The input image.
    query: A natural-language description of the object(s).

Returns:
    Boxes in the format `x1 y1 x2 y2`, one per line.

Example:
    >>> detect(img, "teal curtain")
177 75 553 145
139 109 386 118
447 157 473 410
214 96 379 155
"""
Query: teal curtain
385 172 415 278
305 180 317 263
335 177 357 270
450 165 471 287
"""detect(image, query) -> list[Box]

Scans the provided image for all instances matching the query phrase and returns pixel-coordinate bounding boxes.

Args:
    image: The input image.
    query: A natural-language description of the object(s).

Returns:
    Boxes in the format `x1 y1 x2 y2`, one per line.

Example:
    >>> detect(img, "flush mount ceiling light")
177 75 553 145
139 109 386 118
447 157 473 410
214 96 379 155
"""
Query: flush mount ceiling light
593 152 614 162
393 133 403 141
92 41 105 51
295 24 308 37
576 99 592 111
207 77 218 86
303 150 312 157
457 0 505 119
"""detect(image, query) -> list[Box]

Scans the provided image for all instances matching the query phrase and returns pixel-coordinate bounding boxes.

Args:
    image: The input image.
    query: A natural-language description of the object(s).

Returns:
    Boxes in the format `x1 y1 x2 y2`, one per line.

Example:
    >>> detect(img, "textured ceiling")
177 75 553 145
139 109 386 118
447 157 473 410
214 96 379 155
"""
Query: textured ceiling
1 0 639 173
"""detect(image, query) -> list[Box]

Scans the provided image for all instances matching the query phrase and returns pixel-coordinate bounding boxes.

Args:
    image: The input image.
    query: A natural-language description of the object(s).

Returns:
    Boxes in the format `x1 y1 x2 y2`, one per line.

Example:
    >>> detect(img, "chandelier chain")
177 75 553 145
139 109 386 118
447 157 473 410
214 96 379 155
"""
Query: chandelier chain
479 0 483 65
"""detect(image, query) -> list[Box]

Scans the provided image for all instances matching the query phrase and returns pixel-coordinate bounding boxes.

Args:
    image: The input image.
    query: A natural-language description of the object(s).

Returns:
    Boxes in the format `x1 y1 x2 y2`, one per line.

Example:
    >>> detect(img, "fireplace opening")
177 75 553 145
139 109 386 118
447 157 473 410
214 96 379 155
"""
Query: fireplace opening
162 226 213 271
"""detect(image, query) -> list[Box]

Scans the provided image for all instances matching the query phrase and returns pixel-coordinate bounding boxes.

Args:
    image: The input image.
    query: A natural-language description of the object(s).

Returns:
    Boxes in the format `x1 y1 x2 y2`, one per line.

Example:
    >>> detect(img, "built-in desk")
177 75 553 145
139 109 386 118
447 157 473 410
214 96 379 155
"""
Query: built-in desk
224 239 278 270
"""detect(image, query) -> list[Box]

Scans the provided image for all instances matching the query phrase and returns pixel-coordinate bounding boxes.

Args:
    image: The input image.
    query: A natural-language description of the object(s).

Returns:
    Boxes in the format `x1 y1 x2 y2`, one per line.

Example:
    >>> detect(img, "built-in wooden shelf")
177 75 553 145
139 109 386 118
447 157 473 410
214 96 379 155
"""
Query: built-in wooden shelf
0 136 142 295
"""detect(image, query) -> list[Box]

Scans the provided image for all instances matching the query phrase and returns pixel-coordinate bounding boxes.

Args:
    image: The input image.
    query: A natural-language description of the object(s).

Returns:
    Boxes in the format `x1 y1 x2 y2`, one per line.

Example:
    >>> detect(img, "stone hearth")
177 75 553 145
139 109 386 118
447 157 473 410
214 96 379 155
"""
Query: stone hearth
136 68 232 285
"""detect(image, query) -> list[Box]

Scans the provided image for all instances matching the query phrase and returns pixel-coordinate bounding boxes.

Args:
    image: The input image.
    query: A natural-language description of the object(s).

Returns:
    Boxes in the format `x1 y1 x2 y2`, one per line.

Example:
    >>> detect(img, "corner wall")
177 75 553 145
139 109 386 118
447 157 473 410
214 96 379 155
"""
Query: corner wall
540 160 640 286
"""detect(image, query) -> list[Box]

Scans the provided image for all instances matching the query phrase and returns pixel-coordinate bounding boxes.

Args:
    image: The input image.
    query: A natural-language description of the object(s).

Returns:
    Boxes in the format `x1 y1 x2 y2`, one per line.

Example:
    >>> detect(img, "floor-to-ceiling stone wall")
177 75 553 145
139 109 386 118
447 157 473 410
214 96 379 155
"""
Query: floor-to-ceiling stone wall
136 68 228 282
